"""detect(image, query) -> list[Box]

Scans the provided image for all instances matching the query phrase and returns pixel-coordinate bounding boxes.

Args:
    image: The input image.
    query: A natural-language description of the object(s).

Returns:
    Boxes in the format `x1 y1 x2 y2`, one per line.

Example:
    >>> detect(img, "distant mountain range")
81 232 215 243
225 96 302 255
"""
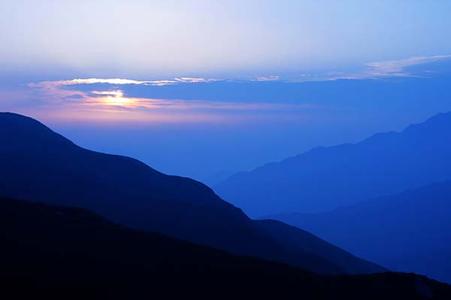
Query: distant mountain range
0 112 381 275
215 112 451 216
269 181 451 284
2 196 449 299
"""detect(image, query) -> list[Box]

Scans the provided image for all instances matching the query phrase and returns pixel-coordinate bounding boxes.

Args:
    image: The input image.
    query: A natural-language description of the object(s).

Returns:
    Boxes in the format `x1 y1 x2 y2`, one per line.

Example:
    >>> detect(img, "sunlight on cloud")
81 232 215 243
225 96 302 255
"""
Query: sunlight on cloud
55 78 152 86
31 77 220 89
90 90 136 107
26 78 311 124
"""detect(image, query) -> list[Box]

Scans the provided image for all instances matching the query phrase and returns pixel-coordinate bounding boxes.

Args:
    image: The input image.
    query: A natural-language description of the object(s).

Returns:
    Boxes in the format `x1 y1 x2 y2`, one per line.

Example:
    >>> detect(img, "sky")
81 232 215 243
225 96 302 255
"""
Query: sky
1 1 451 182
2 0 451 77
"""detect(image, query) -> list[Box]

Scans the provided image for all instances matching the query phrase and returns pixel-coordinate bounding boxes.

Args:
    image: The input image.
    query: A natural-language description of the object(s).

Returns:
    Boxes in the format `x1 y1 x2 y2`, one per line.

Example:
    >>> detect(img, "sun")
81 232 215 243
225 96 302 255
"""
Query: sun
92 90 135 107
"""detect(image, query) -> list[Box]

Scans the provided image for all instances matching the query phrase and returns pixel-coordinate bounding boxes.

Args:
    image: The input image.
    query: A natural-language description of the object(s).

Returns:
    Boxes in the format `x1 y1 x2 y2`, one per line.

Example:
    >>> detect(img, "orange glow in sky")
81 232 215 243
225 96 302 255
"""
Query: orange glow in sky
91 90 135 107
21 78 313 124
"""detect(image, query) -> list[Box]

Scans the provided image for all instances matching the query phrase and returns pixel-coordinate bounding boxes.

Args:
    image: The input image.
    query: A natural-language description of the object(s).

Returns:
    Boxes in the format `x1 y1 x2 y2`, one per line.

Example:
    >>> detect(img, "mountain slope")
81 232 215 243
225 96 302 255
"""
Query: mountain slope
216 112 451 216
1 196 450 299
0 112 381 274
269 181 451 283
256 219 383 274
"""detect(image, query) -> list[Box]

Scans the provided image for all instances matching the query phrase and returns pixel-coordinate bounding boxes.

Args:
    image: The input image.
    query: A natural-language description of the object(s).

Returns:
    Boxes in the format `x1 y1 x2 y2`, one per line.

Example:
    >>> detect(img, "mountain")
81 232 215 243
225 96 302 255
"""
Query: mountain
215 112 451 216
0 112 381 274
269 181 451 283
256 219 385 274
1 196 450 299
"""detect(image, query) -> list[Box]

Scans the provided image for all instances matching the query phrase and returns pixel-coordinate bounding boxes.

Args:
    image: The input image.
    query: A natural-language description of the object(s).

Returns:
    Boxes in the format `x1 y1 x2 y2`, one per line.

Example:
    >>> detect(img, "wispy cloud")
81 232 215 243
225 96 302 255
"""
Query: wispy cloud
324 55 451 81
19 54 451 123
26 77 312 124
254 75 280 82
30 77 220 89
286 54 451 83
149 77 219 86
175 77 218 83
364 55 451 77
46 78 152 86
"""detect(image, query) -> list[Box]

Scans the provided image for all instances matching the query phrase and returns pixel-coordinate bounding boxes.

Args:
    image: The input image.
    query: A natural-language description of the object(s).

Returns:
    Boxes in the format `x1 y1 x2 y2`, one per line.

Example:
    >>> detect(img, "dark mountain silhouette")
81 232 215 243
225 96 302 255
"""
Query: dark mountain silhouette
269 181 451 283
256 219 385 274
216 112 451 216
0 112 381 274
1 196 450 300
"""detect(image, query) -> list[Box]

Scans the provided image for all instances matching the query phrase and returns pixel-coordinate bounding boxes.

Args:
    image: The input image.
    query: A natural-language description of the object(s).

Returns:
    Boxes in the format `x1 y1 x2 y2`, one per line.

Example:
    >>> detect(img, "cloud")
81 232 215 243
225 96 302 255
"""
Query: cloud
175 77 218 83
146 77 219 86
30 54 451 94
30 77 220 90
287 54 451 83
254 75 280 82
28 78 151 93
146 80 179 86
326 55 451 81
55 78 152 86
26 77 313 124
91 90 124 97
365 55 451 76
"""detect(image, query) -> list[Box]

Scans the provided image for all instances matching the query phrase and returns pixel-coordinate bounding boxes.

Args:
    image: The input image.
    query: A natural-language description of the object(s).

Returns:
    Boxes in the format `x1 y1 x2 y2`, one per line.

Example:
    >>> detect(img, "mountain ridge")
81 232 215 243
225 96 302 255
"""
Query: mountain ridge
1 195 448 299
215 111 451 216
0 111 382 274
269 180 451 283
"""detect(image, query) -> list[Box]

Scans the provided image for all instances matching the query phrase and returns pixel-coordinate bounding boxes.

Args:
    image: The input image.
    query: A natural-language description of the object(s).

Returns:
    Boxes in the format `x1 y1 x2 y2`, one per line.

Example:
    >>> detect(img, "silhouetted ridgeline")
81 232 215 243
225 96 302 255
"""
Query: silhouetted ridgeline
216 112 451 216
1 196 450 299
269 181 451 284
0 112 381 275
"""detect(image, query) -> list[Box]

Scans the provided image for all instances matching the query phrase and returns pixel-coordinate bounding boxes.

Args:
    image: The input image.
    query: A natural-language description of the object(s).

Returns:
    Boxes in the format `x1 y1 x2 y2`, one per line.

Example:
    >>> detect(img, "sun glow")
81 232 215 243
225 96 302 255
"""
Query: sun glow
26 77 312 124
92 90 135 107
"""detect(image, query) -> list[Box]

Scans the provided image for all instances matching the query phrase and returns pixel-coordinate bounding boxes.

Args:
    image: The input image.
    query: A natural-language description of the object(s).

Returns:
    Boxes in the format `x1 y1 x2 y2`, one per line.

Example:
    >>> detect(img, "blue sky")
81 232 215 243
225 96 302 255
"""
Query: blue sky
2 1 451 77
1 1 451 182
